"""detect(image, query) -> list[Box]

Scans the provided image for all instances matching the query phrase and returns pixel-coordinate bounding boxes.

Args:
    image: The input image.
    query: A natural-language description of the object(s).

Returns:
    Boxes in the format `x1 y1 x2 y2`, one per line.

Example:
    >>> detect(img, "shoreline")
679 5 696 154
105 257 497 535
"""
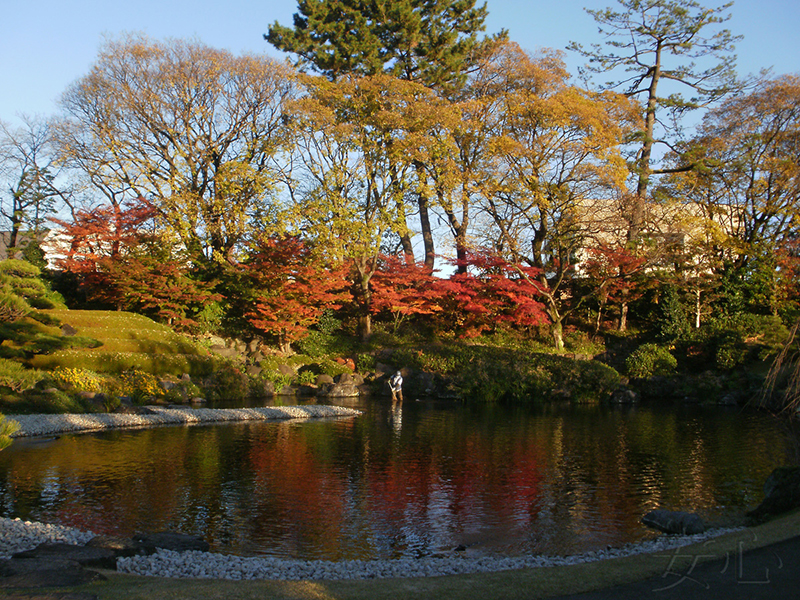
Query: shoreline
7 405 362 438
0 515 742 580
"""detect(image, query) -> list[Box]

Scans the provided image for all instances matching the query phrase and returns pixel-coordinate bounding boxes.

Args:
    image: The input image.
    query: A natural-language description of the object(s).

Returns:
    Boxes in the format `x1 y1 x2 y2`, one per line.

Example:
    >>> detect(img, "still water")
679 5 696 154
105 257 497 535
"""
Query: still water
0 398 792 560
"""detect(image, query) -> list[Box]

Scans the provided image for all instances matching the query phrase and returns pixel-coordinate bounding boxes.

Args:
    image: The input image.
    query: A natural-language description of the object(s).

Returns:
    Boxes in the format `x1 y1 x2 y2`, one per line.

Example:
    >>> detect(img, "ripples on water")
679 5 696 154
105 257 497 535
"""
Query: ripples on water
0 399 791 560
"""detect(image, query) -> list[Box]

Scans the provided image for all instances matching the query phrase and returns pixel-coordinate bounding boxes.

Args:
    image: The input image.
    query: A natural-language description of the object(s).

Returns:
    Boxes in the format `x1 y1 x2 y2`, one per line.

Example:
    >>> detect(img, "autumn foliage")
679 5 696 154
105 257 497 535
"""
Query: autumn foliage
240 236 350 352
51 198 220 330
371 250 549 338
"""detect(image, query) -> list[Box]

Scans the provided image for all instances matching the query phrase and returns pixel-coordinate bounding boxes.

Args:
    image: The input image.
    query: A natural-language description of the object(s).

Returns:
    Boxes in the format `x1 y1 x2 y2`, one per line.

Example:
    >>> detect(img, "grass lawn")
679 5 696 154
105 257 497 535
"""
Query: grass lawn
26 310 219 376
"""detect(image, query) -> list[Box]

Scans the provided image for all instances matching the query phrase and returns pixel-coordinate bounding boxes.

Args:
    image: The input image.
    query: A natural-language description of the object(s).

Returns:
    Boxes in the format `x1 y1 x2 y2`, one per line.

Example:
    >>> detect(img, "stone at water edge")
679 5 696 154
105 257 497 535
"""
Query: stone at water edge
132 532 210 554
746 466 800 524
641 509 705 535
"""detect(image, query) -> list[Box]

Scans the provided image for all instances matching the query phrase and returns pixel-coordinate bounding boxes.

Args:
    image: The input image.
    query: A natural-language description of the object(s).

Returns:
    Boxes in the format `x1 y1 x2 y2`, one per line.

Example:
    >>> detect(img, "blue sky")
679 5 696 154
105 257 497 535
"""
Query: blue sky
1 0 798 126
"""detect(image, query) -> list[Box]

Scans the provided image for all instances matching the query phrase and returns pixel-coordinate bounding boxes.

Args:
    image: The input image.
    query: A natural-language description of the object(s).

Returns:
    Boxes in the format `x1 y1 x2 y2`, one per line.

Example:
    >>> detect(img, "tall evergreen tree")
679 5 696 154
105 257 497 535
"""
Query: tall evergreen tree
266 0 505 268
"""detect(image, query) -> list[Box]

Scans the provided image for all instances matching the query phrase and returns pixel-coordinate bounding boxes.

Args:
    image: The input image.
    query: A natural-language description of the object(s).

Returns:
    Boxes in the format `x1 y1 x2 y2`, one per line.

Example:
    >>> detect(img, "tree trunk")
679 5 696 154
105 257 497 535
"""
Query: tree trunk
694 289 701 328
628 43 662 243
418 193 435 270
594 298 606 335
551 318 565 353
619 302 628 332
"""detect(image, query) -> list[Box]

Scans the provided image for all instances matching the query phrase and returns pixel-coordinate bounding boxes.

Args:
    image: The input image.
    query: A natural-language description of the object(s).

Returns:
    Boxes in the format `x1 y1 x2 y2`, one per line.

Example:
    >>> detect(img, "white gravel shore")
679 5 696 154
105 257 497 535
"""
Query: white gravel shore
7 405 362 438
0 516 741 580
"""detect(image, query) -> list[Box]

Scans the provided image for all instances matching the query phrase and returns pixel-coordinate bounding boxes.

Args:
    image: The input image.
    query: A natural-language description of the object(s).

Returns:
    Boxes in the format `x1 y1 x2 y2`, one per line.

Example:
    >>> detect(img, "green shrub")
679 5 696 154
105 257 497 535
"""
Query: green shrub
195 301 224 333
625 344 678 378
356 353 376 373
10 388 91 414
297 369 317 385
0 292 31 322
656 285 691 341
205 363 249 402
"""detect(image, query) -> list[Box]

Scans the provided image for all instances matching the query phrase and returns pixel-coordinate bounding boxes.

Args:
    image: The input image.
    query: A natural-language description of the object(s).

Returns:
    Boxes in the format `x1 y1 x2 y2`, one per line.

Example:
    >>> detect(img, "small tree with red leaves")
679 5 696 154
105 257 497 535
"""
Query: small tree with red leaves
436 250 549 338
51 198 157 307
240 235 349 353
105 247 222 331
369 255 447 333
582 243 649 332
52 198 220 329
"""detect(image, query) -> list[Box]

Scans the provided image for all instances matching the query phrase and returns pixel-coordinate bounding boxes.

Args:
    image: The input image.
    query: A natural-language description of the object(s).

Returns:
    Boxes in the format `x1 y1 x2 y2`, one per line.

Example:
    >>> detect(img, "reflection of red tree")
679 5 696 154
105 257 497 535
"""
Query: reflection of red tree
365 431 548 544
246 426 347 557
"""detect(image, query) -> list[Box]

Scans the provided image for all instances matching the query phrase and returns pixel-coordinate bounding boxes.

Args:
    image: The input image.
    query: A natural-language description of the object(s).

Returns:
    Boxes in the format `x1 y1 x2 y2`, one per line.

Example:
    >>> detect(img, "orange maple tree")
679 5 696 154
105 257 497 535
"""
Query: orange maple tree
241 235 349 352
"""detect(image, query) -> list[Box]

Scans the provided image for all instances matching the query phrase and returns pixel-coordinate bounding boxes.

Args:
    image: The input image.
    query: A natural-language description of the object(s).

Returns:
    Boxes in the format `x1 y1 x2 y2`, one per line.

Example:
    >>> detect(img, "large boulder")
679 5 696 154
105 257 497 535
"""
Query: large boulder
0 556 105 589
746 466 800 524
12 542 117 569
642 509 705 535
320 383 360 398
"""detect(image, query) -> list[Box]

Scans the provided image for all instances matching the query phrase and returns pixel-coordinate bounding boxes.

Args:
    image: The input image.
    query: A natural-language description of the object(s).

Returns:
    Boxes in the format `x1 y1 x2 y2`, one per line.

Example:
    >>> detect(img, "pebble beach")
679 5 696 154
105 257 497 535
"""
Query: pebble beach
7 404 362 438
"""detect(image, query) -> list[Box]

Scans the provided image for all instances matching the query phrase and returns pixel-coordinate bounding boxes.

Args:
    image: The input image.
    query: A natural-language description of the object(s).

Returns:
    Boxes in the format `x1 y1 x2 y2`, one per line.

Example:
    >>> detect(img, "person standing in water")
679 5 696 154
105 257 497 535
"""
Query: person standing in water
389 370 403 402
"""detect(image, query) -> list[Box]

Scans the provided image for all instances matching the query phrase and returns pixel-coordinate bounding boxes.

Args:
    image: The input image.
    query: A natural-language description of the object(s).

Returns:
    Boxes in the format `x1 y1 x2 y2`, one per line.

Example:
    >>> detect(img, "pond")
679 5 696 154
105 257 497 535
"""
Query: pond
0 398 792 561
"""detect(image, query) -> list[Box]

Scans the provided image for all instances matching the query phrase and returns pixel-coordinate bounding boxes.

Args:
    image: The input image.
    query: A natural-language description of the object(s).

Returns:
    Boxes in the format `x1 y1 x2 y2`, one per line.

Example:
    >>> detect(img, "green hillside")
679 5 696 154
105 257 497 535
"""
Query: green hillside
27 310 219 376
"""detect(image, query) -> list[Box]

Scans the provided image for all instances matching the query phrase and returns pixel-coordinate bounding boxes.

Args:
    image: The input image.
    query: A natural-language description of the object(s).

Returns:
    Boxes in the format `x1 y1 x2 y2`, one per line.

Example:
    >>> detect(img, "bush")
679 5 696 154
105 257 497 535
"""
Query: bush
49 367 107 393
626 344 678 378
204 363 249 402
678 314 790 372
656 285 691 342
0 292 31 322
119 369 164 403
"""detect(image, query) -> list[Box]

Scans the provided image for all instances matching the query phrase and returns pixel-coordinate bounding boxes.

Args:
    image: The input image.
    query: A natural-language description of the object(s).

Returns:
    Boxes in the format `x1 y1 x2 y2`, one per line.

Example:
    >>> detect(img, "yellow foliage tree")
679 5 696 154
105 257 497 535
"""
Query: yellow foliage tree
57 34 294 266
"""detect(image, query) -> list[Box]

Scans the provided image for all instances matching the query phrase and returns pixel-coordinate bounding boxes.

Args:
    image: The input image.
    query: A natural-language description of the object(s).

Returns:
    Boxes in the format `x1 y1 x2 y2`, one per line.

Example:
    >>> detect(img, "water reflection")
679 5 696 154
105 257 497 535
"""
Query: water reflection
0 399 791 560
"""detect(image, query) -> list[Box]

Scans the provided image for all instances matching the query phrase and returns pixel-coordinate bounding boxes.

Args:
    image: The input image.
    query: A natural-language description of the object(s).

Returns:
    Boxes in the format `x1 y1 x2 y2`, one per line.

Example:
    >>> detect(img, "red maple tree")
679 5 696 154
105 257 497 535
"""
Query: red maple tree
241 235 350 352
369 255 447 332
437 250 549 338
51 198 157 307
582 243 648 331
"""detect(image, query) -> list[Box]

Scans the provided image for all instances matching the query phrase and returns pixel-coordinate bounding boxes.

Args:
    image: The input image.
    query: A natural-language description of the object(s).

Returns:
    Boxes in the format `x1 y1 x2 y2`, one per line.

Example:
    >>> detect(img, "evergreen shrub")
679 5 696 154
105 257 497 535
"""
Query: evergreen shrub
625 344 678 378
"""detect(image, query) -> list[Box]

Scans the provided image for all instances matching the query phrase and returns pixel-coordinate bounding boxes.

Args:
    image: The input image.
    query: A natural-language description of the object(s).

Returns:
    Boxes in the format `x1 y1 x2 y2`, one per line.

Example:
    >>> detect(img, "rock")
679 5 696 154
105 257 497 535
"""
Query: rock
375 363 395 379
250 379 276 397
60 323 78 337
12 543 117 569
209 345 238 359
0 557 106 589
320 383 360 398
132 532 210 554
642 509 705 535
277 364 295 377
746 466 800 524
718 393 739 406
86 534 145 558
335 372 365 386
316 374 335 386
610 387 639 404
245 365 263 377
